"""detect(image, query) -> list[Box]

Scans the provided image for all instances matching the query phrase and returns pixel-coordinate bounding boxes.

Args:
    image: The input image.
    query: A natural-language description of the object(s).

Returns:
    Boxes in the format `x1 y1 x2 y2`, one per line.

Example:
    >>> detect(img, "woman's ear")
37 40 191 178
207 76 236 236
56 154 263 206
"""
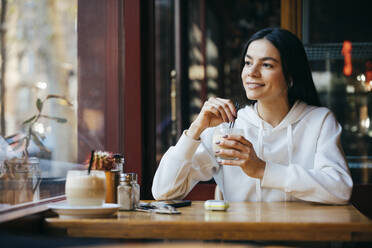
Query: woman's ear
288 77 293 88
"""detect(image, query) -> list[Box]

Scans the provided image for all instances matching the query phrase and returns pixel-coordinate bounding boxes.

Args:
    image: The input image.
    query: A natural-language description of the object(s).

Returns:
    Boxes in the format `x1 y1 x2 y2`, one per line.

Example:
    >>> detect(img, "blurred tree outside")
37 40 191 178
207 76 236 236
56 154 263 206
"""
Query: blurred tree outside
0 0 77 162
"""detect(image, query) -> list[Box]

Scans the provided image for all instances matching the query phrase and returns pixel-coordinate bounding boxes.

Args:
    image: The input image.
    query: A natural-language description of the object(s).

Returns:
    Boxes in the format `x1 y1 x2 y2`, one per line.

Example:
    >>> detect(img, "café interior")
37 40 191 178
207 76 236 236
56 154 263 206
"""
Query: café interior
0 0 372 247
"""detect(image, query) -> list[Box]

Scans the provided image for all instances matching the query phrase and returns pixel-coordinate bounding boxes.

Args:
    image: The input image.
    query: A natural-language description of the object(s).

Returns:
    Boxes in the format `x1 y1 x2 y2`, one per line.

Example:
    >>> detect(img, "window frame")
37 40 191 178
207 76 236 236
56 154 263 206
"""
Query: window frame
77 0 143 187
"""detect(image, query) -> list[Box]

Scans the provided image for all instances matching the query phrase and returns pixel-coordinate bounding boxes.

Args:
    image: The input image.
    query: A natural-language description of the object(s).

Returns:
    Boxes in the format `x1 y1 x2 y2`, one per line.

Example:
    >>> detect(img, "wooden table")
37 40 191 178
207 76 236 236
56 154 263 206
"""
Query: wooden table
45 201 372 241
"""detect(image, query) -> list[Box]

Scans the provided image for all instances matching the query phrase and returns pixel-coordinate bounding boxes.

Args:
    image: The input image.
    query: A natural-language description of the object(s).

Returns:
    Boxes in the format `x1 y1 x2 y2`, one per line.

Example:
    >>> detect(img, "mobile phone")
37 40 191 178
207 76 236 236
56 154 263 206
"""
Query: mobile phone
161 200 192 208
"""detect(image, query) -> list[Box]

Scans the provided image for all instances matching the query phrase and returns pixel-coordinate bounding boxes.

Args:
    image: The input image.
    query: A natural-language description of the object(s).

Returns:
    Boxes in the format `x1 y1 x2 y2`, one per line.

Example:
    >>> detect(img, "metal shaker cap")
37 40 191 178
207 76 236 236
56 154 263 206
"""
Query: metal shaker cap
119 173 131 183
127 172 138 182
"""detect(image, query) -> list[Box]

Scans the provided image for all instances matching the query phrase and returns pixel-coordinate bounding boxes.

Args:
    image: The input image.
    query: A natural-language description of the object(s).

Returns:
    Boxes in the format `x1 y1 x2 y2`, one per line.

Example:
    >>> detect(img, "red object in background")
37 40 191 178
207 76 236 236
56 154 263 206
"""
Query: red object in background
365 61 372 83
342 41 352 76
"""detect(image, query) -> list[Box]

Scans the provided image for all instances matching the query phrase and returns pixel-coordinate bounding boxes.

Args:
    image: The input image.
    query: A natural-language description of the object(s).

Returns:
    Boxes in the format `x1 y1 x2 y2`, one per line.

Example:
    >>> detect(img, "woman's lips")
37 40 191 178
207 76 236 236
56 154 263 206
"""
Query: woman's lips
245 82 264 89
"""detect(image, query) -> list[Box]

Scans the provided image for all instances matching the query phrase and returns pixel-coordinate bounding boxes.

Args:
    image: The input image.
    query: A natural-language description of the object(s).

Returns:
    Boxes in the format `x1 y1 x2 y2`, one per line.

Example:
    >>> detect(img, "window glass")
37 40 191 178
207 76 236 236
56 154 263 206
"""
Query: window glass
154 0 175 163
0 0 78 207
187 0 280 123
154 0 280 166
305 0 372 184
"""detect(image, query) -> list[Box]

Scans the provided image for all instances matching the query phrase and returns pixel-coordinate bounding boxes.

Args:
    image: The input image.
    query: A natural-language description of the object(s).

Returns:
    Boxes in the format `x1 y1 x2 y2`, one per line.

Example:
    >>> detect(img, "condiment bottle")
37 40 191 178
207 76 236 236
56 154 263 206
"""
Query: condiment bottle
104 169 120 203
117 173 133 210
128 173 140 208
113 154 125 173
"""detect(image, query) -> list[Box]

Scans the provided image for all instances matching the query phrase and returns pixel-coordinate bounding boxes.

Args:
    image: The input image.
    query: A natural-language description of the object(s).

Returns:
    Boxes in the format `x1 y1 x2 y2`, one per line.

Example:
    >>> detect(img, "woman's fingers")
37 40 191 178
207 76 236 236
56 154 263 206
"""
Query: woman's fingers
224 134 252 147
196 97 238 132
203 101 222 119
206 100 229 123
207 97 236 123
217 158 244 167
215 98 236 121
216 139 247 152
218 135 252 151
215 136 253 160
216 147 249 160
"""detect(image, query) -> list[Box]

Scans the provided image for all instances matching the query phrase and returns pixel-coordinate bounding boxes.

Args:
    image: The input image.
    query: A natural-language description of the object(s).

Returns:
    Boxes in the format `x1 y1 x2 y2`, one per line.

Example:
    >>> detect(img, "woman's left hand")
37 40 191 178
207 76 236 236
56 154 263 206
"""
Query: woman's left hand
215 134 266 179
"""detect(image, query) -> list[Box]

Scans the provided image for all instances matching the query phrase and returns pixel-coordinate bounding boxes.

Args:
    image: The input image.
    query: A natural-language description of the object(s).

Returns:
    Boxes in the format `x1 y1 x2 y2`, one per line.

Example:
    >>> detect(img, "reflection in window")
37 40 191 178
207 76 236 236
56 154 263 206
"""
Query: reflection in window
154 0 174 163
154 0 280 167
154 0 280 165
187 0 280 124
306 0 372 184
0 0 78 206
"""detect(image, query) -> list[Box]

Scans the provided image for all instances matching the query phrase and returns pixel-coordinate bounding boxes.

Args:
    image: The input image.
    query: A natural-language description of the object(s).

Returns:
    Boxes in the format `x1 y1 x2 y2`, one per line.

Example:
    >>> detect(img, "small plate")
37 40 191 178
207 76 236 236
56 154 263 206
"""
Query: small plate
48 203 119 219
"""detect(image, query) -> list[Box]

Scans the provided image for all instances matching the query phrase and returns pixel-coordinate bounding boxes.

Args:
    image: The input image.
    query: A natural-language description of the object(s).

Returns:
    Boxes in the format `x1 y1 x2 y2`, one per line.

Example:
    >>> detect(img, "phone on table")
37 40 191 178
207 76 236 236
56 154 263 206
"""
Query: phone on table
160 200 192 208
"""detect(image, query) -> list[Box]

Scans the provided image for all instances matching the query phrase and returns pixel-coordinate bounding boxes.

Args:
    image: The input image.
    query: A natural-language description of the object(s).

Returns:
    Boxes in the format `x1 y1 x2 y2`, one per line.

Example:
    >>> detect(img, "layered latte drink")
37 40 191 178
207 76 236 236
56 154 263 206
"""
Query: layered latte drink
65 170 106 206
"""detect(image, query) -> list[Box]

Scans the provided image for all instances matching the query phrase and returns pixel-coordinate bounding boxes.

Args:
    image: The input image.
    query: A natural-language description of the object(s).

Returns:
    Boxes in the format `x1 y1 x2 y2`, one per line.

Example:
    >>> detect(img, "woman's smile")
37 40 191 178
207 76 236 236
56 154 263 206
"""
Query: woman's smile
245 82 265 89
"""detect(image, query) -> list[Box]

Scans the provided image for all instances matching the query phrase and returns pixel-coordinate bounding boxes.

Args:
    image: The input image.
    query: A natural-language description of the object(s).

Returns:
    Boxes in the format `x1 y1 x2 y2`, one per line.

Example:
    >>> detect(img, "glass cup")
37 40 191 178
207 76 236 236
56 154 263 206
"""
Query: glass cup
65 170 106 206
212 126 244 162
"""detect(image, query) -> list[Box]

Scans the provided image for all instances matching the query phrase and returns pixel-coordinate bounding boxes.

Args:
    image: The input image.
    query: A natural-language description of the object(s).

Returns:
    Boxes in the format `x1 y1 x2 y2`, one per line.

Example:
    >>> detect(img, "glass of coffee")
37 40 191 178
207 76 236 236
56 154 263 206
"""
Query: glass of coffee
212 126 244 162
65 170 106 206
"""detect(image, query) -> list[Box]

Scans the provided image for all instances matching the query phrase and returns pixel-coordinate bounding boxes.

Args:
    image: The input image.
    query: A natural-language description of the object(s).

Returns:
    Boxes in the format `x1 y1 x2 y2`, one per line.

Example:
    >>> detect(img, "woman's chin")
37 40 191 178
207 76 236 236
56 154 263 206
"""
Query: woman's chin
245 93 260 101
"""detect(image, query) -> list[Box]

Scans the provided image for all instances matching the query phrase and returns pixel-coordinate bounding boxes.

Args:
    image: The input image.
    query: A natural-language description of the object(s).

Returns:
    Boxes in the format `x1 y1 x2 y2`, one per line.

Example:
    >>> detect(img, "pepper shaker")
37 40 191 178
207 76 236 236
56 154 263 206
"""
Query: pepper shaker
128 173 140 208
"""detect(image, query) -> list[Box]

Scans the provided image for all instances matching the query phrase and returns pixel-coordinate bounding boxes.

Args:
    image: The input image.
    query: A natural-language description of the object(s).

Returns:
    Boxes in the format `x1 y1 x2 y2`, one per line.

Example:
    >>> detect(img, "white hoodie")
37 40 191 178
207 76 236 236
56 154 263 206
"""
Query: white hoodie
152 101 353 204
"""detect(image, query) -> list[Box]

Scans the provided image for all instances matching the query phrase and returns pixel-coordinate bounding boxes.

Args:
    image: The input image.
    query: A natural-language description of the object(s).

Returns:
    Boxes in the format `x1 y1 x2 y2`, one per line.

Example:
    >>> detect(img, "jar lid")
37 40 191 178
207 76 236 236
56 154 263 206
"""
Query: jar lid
6 157 39 165
113 154 125 164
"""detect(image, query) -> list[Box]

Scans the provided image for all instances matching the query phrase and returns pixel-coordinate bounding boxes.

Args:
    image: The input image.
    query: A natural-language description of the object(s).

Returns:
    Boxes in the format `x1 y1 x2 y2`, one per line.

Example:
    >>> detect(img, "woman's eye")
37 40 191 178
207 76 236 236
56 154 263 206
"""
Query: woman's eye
244 61 251 66
262 63 273 68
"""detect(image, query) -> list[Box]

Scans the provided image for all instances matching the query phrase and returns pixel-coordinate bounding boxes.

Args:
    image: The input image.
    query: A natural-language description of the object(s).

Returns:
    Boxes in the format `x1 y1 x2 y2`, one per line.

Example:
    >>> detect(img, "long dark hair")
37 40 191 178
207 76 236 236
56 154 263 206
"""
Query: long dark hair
241 28 321 107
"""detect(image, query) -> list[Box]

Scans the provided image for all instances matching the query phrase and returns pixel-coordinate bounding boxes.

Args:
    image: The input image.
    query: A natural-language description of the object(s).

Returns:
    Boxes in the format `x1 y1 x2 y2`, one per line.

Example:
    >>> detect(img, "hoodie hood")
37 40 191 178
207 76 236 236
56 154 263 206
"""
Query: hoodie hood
238 100 314 130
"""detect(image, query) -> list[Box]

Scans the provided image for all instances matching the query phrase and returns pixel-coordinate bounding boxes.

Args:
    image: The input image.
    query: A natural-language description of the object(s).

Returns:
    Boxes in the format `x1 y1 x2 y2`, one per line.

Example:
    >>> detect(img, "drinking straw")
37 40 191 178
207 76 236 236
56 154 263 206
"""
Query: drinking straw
229 100 244 129
88 150 95 175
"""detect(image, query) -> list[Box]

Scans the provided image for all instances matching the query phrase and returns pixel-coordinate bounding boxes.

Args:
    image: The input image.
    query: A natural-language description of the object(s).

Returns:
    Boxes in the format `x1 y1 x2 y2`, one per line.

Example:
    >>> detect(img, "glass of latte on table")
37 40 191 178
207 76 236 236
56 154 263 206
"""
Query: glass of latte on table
65 170 106 206
212 126 244 162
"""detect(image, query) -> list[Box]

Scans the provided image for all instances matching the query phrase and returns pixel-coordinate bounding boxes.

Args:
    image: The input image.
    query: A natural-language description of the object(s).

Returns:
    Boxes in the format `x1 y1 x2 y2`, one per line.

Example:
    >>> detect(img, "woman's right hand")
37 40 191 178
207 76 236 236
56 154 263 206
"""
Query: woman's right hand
187 97 236 139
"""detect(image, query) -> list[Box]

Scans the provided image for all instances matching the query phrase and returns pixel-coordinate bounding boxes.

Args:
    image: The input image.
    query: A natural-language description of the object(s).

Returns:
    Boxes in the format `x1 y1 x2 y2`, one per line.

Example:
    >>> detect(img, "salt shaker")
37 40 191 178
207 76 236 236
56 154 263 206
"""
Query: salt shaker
117 173 133 210
128 173 140 208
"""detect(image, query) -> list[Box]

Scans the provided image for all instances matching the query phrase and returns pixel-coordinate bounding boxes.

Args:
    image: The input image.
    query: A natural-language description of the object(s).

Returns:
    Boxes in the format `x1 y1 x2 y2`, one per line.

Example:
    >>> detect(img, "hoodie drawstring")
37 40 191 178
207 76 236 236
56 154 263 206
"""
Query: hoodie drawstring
256 121 264 202
256 121 294 202
285 124 293 202
287 124 293 164
244 101 308 202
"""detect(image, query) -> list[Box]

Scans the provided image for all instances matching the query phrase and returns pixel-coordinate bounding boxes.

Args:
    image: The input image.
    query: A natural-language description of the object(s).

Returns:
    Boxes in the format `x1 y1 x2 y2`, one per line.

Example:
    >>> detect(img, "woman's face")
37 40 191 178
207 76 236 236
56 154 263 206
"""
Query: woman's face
241 39 288 104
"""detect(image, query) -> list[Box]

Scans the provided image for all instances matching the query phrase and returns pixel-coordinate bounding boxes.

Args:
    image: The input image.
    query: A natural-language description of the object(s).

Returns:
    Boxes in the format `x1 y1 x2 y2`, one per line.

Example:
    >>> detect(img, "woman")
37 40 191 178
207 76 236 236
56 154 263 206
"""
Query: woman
152 28 353 204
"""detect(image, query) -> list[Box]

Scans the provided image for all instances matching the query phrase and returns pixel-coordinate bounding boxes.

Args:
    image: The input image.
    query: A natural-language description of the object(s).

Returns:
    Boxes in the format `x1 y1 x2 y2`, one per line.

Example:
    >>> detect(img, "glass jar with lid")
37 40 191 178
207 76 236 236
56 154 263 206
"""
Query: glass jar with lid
0 157 41 204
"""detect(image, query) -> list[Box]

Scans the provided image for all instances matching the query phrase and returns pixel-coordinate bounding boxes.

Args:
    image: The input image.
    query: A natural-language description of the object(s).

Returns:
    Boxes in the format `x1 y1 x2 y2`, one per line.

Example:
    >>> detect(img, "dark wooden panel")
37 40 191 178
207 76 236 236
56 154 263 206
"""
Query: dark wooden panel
77 0 120 162
184 182 216 201
281 0 302 39
104 0 120 153
78 0 144 188
351 184 372 219
123 0 143 183
140 0 156 200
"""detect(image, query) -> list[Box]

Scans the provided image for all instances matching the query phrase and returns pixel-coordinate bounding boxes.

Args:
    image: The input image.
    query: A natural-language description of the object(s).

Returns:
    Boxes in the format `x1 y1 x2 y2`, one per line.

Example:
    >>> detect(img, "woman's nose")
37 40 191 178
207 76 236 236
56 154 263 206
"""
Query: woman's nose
246 64 260 77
